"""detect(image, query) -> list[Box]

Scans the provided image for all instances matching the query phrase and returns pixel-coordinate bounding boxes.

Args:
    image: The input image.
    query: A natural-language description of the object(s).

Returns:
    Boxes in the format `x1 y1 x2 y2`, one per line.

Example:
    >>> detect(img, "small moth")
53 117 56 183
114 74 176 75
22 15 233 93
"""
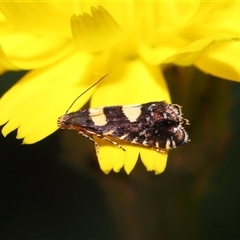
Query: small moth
57 76 190 153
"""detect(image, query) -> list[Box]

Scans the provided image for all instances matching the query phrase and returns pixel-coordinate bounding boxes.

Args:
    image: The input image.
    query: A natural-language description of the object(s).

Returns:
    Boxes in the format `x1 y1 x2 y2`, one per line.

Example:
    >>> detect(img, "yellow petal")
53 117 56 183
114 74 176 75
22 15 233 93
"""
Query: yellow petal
91 58 170 106
136 2 201 64
0 2 77 37
165 36 239 66
0 45 18 70
0 51 100 143
140 149 167 175
71 6 123 52
138 33 187 65
0 7 77 69
135 1 201 40
91 58 170 174
188 2 240 37
0 35 75 69
196 39 240 82
95 137 139 174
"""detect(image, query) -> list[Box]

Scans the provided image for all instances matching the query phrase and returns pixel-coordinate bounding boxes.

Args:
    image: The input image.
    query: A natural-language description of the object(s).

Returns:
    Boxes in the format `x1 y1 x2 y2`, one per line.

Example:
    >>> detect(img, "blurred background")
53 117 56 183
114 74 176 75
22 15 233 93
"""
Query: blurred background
1 66 240 239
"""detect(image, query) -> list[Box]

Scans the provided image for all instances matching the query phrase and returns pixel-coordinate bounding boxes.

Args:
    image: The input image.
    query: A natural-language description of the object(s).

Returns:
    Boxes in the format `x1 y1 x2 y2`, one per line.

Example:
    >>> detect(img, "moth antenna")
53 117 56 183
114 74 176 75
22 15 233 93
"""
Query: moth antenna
65 74 108 114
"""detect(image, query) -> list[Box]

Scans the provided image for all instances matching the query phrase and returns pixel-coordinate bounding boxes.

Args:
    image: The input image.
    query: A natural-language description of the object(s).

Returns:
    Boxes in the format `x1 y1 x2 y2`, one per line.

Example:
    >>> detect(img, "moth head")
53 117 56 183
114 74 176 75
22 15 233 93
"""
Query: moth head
57 115 74 130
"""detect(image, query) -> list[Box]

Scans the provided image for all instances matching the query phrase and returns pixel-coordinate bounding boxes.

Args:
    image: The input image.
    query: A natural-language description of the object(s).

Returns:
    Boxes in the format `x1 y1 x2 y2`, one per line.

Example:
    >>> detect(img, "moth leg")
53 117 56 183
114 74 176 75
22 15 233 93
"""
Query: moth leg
78 131 126 152
102 137 126 152
154 148 167 154
78 131 100 153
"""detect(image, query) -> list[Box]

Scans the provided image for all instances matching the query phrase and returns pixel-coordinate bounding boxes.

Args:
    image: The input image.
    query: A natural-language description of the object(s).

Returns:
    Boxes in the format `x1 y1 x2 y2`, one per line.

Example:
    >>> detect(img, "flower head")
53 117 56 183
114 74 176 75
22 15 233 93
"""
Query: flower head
0 2 239 174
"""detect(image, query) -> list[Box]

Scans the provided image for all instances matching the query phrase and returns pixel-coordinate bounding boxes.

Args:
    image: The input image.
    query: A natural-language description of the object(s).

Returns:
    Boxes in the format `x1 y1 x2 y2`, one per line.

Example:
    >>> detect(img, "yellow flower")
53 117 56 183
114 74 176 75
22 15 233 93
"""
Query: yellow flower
0 2 239 174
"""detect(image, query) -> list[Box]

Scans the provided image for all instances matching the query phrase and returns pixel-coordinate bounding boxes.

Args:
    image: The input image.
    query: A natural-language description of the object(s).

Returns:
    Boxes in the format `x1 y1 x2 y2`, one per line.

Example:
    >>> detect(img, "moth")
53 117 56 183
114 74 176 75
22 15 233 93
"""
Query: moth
57 76 190 153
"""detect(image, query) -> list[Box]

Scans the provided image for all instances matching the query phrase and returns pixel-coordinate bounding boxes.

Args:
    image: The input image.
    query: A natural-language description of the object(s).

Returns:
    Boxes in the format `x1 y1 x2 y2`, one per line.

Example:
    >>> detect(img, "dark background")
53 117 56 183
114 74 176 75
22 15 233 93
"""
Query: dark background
1 66 240 239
